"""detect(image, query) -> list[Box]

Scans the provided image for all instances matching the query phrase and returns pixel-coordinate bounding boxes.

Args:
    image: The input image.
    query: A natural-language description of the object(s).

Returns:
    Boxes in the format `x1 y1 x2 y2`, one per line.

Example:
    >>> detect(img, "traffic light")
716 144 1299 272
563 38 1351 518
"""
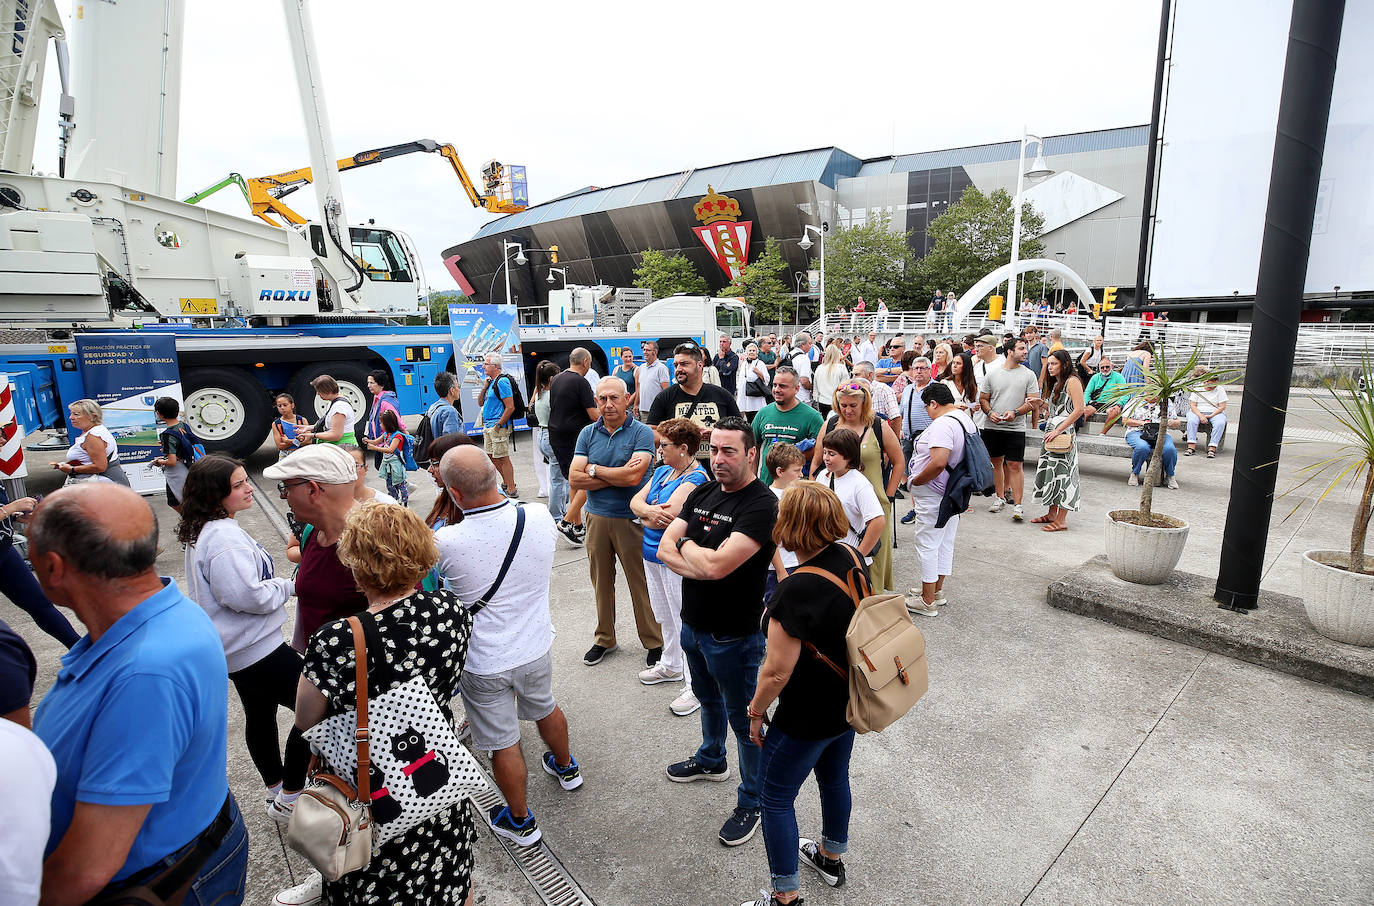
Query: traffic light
1102 286 1118 309
549 245 559 264
989 295 1004 321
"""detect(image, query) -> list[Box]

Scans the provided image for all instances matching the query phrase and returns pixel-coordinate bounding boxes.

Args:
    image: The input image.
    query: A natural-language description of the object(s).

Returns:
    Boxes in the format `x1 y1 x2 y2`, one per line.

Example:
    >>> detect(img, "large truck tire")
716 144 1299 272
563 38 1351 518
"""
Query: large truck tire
287 361 371 440
182 367 274 457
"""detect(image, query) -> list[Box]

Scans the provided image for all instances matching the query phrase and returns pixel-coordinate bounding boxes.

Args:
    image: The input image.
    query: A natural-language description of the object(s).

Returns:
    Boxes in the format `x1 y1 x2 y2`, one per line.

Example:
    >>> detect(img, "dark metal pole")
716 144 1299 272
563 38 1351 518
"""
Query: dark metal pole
1134 0 1172 311
1214 0 1345 611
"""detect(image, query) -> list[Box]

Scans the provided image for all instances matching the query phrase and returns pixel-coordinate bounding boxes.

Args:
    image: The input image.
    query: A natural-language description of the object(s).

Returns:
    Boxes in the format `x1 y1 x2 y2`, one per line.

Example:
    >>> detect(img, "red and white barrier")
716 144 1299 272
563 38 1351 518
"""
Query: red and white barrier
0 381 29 479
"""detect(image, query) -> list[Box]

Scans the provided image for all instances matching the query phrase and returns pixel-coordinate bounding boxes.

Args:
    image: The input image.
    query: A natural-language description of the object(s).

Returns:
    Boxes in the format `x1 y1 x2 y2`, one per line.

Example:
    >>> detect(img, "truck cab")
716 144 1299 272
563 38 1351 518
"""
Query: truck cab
627 295 752 348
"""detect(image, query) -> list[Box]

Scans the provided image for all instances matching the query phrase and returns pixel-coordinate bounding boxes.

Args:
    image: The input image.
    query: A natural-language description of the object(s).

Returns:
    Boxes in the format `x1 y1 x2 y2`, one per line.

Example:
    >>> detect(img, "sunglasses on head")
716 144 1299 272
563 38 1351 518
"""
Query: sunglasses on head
674 343 699 355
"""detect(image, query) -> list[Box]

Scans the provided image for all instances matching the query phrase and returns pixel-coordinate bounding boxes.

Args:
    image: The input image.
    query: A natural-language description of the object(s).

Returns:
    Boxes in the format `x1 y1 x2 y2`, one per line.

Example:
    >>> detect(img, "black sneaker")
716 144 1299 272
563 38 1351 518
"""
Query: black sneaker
646 646 663 667
798 838 846 887
740 890 805 906
488 804 541 846
666 756 730 783
900 509 916 525
557 520 584 545
719 806 761 846
583 643 617 666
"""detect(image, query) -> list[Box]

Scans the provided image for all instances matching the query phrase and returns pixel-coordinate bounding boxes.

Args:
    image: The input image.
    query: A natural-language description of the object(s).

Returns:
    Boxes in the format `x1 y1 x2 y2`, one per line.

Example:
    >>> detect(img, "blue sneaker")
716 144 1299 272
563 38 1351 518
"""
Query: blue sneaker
488 804 541 846
542 752 584 791
900 509 916 525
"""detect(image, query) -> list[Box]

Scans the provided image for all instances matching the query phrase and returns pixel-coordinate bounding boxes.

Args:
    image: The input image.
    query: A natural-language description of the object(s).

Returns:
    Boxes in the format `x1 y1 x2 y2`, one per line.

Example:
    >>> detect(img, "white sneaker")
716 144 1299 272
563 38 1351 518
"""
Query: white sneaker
1012 505 1024 522
266 793 297 825
906 596 939 617
1167 475 1179 490
670 689 701 716
274 871 323 906
1128 472 1140 486
988 498 1005 513
638 662 685 685
934 588 948 606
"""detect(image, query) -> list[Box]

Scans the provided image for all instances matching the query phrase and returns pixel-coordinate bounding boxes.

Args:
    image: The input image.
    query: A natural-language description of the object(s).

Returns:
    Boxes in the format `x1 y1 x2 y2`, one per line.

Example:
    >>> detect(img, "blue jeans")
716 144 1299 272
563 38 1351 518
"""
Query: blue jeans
680 623 765 809
760 727 855 894
1186 411 1227 447
1126 429 1177 478
114 793 249 906
538 428 568 521
0 544 79 647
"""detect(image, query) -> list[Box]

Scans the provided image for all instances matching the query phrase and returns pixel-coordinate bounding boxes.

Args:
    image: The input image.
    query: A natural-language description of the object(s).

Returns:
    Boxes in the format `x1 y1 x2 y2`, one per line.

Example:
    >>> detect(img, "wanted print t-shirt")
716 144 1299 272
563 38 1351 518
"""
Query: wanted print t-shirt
678 479 778 637
647 384 741 458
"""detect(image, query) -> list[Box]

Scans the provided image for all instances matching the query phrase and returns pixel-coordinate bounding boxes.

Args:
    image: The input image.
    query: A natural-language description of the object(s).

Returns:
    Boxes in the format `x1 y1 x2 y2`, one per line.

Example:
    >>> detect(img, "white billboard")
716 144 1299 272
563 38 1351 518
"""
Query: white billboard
1150 1 1373 299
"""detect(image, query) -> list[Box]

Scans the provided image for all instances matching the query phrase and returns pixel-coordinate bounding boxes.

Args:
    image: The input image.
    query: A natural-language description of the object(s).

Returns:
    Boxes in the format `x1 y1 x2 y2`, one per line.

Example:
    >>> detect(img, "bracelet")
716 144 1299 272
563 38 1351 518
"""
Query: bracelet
746 705 766 720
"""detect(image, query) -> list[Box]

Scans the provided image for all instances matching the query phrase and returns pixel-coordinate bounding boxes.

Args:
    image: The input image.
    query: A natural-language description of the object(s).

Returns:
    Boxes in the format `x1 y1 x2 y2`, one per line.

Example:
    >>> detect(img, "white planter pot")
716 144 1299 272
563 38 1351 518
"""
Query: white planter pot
1301 550 1374 646
1104 511 1190 585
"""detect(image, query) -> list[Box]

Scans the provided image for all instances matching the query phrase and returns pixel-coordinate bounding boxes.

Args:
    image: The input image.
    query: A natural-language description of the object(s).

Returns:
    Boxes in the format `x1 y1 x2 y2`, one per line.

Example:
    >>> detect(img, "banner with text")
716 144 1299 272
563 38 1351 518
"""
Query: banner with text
447 303 527 435
75 334 182 495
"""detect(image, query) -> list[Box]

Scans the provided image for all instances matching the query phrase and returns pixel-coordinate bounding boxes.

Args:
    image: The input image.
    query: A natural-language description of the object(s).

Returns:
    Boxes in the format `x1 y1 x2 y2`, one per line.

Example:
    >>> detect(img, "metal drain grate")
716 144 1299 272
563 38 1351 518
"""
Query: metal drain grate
466 761 596 906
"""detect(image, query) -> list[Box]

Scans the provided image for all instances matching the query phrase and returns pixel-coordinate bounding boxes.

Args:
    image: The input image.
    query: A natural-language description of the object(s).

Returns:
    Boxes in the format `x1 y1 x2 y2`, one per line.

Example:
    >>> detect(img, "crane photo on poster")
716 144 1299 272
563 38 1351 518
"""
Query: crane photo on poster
447 302 527 435
692 186 753 280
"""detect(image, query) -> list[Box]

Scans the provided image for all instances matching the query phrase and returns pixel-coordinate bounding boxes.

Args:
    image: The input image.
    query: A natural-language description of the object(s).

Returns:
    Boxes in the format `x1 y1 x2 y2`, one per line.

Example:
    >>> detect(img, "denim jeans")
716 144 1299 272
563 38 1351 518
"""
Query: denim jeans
1186 411 1227 447
680 622 765 809
759 726 855 894
539 427 568 521
112 793 249 906
1126 429 1177 478
0 544 79 647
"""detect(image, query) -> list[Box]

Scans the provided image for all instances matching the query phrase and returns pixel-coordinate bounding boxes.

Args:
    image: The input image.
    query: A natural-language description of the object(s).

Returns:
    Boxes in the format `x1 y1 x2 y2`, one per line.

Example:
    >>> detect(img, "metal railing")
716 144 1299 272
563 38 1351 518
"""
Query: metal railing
799 312 1374 370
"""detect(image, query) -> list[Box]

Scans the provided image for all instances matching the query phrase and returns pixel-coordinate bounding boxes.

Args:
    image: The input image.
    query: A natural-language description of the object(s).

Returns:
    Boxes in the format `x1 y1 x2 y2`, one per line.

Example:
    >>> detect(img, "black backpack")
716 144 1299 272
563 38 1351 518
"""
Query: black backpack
483 373 527 422
413 400 450 467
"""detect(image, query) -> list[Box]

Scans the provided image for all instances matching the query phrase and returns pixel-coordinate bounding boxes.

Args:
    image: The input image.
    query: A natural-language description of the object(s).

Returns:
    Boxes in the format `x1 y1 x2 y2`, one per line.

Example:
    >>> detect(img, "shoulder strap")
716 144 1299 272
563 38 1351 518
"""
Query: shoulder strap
785 544 871 680
345 616 372 802
470 505 525 615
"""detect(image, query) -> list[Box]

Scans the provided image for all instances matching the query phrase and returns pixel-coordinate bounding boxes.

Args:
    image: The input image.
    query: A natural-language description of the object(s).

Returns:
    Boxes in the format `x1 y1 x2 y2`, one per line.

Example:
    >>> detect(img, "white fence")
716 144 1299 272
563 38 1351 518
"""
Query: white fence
798 312 1374 371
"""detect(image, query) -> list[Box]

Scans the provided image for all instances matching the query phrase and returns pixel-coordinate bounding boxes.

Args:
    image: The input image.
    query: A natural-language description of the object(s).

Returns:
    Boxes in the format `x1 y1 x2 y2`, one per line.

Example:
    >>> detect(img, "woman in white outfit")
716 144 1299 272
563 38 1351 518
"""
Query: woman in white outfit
905 381 976 617
1185 366 1228 458
736 342 772 416
52 399 130 486
629 417 710 717
811 344 851 420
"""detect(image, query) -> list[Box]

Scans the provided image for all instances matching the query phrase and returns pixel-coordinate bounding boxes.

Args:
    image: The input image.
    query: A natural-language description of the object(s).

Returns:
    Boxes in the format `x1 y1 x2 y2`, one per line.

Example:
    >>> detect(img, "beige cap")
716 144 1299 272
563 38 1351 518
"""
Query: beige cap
262 444 356 484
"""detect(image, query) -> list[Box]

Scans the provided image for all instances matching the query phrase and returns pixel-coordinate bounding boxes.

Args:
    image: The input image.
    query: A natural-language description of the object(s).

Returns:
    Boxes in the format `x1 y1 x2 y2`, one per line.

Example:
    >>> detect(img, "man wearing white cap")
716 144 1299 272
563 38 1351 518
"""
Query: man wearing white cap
263 445 367 652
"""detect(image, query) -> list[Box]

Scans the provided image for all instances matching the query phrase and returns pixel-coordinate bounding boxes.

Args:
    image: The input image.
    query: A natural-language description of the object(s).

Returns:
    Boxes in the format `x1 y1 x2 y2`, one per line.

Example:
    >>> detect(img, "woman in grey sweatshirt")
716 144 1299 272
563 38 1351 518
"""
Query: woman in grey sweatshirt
178 455 309 823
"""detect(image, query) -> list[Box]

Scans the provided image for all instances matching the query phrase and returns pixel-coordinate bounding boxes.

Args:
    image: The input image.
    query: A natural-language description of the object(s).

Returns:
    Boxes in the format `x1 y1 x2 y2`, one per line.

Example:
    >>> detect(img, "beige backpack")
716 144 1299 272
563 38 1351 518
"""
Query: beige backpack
790 545 929 733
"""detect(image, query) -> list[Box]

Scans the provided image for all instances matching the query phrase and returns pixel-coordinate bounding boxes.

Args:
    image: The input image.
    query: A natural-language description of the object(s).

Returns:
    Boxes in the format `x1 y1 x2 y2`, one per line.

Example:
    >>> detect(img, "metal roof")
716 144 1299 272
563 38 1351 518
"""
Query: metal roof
470 126 1147 239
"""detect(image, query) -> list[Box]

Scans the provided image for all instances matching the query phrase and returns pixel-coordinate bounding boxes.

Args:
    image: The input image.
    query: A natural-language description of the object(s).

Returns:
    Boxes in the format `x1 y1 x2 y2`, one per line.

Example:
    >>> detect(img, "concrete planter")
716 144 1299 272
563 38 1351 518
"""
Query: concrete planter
1301 551 1374 646
1104 511 1190 585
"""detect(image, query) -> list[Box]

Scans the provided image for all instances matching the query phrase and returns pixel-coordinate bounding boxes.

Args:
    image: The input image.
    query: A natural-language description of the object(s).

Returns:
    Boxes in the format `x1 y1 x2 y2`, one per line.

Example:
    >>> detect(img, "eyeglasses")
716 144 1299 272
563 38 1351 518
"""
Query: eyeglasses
277 479 313 499
842 383 869 393
656 440 684 449
674 343 699 354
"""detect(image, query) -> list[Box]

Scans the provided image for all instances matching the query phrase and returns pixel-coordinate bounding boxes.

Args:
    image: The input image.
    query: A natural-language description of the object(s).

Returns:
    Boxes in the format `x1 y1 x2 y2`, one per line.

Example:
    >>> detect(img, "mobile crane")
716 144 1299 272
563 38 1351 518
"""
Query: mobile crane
185 139 529 227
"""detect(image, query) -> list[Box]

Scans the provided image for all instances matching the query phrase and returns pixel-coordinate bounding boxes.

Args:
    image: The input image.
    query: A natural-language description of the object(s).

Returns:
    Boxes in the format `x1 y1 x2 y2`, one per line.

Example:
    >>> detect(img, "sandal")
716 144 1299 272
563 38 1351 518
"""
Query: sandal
1041 522 1069 532
1184 448 1196 456
1030 514 1054 524
1207 450 1216 458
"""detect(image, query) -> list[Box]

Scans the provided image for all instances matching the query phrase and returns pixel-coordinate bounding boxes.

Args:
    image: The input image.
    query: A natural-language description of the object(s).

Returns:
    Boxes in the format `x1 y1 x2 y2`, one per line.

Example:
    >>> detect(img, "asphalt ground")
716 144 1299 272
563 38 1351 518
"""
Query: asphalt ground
7 395 1373 905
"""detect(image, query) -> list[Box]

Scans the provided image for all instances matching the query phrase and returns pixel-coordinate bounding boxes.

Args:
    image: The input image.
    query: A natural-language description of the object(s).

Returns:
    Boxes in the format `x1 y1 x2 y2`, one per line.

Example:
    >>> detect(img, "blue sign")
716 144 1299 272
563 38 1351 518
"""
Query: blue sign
74 334 182 494
447 303 526 435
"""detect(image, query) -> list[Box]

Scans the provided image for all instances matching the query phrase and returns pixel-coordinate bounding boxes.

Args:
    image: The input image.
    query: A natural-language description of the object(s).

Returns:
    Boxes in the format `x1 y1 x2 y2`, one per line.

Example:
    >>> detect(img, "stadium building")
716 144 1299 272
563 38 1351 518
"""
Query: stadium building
441 126 1148 320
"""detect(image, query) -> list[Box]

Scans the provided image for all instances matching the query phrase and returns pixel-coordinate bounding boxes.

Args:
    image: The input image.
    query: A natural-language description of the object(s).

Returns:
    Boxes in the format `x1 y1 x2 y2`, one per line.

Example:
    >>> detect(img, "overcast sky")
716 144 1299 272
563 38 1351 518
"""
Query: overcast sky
36 0 1162 293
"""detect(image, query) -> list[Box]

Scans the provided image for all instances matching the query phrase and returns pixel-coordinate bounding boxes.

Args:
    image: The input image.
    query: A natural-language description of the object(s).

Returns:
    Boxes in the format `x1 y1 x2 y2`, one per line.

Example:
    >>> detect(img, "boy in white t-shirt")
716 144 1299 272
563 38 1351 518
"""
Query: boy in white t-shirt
815 428 885 563
763 443 806 606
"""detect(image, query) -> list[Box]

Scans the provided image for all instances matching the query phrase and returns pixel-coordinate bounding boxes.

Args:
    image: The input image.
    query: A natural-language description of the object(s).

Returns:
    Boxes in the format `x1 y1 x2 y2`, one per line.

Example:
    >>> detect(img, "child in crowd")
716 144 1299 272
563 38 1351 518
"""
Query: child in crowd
763 443 805 607
271 393 310 461
365 409 410 506
151 396 199 513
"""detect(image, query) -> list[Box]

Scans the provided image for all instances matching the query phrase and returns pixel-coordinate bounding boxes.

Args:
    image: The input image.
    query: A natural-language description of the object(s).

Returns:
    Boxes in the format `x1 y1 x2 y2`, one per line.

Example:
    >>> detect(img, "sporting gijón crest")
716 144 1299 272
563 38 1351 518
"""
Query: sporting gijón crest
692 186 752 281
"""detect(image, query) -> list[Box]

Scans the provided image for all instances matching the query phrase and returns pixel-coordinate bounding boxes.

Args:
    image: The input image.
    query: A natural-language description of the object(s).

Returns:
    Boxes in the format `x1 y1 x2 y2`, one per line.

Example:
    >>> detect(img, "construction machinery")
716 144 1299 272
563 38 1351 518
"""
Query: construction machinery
185 139 529 227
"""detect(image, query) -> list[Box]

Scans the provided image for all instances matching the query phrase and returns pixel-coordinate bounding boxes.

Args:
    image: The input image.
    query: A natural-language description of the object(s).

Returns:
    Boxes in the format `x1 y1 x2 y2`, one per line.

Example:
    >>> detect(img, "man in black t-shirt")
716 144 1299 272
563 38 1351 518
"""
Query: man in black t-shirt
647 342 740 459
547 348 600 543
656 417 777 847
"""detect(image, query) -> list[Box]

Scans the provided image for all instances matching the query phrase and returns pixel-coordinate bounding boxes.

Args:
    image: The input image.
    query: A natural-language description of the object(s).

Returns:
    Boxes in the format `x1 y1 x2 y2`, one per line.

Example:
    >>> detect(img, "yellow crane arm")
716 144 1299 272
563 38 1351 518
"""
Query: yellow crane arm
242 139 528 226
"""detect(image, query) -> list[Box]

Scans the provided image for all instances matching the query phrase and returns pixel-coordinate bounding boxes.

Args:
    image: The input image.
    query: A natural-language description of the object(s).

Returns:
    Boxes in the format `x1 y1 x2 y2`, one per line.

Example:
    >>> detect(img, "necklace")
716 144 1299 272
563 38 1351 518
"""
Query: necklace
367 592 413 613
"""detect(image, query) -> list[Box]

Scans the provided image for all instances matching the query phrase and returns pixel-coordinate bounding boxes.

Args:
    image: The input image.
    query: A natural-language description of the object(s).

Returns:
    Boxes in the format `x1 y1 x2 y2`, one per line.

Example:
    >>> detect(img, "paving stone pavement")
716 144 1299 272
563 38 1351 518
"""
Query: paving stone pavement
7 420 1373 905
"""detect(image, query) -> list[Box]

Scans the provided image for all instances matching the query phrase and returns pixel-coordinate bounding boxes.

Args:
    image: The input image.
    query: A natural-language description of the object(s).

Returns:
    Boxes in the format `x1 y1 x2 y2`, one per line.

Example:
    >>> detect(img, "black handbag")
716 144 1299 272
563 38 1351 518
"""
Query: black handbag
1139 423 1160 447
745 375 770 398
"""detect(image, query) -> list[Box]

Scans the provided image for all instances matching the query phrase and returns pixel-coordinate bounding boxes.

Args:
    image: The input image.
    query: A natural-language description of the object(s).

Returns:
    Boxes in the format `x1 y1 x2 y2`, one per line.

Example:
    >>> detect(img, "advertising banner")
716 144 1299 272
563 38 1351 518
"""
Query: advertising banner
447 302 528 435
74 334 182 495
808 270 820 293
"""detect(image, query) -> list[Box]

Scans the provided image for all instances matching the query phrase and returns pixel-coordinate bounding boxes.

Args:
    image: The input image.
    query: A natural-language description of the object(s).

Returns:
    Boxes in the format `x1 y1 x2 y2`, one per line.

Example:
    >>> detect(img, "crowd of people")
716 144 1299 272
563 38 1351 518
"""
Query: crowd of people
0 317 1229 906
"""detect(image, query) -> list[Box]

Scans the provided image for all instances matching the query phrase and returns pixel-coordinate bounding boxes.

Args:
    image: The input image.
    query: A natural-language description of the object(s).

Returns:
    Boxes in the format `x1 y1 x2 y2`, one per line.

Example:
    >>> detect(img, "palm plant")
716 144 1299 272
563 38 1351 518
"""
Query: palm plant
1101 344 1235 523
1283 357 1374 574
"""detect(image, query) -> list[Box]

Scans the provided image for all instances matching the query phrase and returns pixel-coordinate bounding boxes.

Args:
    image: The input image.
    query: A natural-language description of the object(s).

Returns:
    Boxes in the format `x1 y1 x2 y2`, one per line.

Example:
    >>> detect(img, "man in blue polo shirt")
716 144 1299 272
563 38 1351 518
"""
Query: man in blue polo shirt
569 375 662 670
28 483 247 905
481 352 520 498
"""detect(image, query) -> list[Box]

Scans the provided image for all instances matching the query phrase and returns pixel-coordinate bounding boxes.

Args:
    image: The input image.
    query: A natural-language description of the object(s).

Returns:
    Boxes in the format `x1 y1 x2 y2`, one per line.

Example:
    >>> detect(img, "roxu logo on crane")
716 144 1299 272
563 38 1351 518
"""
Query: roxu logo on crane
258 290 313 301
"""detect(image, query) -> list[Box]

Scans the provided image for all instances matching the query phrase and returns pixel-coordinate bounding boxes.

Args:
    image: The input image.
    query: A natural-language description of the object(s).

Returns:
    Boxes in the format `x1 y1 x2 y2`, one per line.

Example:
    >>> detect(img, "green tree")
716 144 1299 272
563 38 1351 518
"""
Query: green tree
632 249 708 299
915 185 1045 311
722 236 792 324
426 290 466 324
820 210 916 317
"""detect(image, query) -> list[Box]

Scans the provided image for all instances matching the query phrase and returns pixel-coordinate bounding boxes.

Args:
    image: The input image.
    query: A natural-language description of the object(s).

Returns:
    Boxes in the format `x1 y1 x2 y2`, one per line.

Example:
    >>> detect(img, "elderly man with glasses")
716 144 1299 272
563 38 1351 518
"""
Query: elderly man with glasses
265 445 368 651
1083 357 1126 434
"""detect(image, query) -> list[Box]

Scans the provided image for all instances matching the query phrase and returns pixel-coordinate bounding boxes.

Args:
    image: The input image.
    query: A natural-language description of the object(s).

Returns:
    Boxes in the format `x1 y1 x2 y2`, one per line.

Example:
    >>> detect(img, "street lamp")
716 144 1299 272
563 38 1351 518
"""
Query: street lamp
493 239 527 307
1006 131 1054 334
547 267 569 288
793 272 807 329
798 222 826 332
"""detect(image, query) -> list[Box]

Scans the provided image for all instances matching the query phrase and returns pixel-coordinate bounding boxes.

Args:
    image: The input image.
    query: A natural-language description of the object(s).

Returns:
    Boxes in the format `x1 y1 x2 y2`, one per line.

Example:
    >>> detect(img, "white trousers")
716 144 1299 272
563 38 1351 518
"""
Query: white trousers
643 558 690 686
912 487 959 584
533 427 551 496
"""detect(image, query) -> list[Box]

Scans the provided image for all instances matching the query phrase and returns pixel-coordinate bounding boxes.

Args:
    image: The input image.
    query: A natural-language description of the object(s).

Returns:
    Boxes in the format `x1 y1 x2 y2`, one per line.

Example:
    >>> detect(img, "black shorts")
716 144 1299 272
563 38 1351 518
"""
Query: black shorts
166 486 181 507
982 429 1027 463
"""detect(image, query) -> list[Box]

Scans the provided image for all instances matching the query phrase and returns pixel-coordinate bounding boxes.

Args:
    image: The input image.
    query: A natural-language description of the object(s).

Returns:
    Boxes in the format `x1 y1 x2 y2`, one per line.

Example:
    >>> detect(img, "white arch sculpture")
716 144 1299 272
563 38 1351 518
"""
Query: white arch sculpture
951 258 1100 333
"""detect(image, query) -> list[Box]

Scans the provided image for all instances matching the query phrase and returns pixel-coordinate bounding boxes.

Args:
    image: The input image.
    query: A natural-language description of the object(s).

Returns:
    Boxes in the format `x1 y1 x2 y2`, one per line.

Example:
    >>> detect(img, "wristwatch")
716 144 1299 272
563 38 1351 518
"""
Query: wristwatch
676 536 690 552
588 464 598 479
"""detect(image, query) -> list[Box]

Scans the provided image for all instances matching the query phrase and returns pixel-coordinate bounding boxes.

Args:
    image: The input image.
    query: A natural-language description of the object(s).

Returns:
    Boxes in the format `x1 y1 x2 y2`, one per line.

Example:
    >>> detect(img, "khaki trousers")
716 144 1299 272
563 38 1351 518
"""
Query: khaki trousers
585 512 663 650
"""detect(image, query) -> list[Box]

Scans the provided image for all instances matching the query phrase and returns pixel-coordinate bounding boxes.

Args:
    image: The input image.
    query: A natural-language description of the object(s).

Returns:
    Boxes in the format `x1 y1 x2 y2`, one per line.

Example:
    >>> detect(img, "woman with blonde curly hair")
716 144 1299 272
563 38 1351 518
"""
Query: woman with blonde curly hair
290 502 476 906
810 380 904 591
